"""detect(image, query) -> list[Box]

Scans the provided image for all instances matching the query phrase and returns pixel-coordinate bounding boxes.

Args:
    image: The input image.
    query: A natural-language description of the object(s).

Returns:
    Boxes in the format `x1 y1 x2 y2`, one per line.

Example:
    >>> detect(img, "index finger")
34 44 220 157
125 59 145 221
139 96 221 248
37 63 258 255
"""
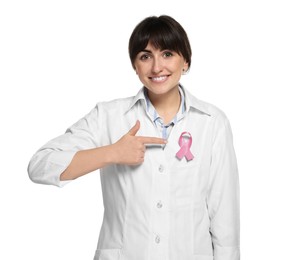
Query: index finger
139 136 167 145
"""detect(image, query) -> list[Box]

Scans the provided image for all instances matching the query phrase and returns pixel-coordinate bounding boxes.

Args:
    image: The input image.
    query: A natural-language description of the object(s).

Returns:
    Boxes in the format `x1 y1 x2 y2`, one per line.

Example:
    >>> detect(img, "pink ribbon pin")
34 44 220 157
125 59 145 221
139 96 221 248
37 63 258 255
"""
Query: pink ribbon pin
176 132 194 161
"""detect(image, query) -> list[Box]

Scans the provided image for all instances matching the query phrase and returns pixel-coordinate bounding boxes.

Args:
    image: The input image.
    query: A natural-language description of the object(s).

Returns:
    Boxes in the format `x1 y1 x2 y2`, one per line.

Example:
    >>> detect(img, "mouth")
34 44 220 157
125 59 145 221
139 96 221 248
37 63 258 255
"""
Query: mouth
149 75 169 82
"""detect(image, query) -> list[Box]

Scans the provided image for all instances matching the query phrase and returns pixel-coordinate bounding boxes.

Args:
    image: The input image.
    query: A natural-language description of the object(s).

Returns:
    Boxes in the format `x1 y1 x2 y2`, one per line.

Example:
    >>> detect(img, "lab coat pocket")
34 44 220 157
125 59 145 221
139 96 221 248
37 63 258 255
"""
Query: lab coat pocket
171 160 199 208
94 248 121 260
174 158 198 172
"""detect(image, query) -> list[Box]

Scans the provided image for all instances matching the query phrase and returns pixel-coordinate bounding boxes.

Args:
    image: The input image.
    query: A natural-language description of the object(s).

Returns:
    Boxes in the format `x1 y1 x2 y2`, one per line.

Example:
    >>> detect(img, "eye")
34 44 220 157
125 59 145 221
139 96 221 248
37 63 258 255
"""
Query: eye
139 53 151 60
163 51 173 58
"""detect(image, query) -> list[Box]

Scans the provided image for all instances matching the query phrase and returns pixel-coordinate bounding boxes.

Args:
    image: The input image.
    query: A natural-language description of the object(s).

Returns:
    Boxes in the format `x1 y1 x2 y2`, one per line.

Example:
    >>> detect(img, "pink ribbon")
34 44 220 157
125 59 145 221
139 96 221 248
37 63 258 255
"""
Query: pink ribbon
176 132 194 161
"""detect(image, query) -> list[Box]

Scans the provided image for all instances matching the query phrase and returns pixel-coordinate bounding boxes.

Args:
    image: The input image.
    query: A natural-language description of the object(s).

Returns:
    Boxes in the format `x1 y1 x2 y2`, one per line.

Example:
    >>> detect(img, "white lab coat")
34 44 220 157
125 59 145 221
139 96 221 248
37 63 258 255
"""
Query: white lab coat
28 86 240 260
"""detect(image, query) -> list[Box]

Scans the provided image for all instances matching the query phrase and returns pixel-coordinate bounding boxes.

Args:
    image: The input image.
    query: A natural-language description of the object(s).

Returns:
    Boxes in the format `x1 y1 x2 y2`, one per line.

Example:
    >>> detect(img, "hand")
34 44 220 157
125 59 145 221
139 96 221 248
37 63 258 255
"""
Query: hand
112 120 167 165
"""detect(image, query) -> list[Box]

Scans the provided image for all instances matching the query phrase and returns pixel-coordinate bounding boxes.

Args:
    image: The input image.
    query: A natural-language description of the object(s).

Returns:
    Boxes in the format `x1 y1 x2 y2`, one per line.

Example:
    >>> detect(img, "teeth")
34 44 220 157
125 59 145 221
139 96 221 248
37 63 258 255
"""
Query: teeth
152 76 167 82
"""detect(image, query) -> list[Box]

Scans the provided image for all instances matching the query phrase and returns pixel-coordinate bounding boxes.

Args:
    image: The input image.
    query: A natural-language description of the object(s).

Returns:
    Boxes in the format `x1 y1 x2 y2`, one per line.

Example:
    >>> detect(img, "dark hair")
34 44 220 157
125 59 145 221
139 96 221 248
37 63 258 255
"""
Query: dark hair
128 15 192 71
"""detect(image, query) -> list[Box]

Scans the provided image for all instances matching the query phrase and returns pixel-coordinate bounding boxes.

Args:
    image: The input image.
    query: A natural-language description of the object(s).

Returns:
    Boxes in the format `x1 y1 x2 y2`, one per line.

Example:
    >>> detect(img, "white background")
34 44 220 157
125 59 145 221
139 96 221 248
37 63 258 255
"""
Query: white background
1 0 292 259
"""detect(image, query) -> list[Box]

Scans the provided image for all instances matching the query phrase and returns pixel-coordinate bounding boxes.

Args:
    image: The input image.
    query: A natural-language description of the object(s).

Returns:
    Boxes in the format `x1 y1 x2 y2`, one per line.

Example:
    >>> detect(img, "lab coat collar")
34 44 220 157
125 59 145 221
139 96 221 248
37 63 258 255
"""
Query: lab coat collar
125 84 211 116
125 87 147 113
182 86 211 116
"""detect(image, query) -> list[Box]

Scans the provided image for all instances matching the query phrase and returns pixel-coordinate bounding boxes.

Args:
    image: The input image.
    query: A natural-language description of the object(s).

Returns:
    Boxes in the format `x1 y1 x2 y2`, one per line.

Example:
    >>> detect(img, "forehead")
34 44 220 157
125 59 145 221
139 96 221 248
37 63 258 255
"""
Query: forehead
141 43 161 52
139 42 175 53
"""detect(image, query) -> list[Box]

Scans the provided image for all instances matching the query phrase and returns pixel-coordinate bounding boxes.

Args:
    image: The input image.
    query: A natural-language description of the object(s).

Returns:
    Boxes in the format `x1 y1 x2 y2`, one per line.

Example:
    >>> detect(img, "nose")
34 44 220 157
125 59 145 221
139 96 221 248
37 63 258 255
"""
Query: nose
151 56 163 74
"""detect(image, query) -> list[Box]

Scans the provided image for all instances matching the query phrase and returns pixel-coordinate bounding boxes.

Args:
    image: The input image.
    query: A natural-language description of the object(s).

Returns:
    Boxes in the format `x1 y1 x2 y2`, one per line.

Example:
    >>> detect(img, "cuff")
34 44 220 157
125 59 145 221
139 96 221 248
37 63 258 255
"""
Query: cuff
29 150 76 187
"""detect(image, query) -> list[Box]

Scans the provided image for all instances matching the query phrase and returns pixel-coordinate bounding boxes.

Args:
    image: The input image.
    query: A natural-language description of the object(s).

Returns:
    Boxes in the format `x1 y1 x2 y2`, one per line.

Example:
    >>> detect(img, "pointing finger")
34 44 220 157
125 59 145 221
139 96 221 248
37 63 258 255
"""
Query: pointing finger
139 136 167 145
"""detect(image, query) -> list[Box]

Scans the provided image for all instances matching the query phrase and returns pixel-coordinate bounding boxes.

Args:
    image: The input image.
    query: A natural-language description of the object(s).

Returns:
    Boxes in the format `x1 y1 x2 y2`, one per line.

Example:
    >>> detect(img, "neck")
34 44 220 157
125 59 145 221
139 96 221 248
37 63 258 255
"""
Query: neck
147 86 181 124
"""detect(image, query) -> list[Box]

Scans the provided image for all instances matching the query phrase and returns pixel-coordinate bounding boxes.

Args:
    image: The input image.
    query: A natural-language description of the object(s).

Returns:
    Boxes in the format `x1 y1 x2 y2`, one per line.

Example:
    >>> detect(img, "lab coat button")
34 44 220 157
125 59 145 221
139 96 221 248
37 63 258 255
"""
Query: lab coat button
155 235 161 244
156 201 163 209
158 165 164 173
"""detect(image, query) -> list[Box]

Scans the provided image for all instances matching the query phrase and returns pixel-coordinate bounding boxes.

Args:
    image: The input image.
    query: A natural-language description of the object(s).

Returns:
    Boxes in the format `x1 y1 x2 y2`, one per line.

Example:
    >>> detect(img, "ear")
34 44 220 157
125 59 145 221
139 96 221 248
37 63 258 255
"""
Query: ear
183 61 189 71
133 65 138 75
182 61 189 75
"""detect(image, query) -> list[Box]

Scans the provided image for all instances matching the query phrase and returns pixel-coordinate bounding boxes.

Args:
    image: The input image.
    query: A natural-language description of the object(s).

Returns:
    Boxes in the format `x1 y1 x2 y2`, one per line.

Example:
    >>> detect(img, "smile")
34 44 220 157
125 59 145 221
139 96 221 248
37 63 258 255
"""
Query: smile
150 75 168 82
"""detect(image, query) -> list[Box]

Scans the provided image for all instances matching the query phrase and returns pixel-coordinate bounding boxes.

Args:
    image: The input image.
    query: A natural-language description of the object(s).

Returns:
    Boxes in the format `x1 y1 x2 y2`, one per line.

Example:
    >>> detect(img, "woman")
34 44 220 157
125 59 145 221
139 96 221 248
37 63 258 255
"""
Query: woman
28 15 240 260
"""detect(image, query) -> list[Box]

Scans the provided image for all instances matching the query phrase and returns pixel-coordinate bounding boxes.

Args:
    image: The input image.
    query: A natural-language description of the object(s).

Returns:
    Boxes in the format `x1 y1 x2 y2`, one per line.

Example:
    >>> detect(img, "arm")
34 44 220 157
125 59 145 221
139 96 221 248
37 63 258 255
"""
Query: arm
60 120 166 180
59 145 116 181
28 106 101 187
28 115 166 185
207 114 240 260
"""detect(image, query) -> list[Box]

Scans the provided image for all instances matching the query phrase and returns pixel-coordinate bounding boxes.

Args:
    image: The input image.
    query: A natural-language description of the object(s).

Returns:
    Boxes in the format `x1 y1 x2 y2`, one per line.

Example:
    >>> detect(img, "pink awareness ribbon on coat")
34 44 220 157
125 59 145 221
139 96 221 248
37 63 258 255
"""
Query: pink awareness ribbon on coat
176 132 194 161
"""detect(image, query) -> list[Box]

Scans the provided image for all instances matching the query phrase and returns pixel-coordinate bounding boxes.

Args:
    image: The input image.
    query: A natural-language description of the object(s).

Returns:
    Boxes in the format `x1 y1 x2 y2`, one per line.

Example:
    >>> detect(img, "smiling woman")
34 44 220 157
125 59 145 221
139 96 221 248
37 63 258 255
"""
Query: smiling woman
28 15 240 260
130 16 191 123
134 43 188 113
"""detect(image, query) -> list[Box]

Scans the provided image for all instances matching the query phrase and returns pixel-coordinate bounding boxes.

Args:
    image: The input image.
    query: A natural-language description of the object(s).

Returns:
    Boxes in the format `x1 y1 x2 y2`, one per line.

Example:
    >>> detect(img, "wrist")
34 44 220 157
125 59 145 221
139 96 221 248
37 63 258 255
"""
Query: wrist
105 143 119 165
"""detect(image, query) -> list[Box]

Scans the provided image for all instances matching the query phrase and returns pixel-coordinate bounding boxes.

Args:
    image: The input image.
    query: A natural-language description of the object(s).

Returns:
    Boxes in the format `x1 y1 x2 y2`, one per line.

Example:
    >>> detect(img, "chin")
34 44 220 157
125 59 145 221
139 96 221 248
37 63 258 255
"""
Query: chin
147 87 174 96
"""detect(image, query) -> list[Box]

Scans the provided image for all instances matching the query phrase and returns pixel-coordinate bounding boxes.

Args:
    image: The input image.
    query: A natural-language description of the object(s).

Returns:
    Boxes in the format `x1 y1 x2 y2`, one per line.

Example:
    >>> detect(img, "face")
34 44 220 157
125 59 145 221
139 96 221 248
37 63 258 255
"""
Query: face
134 43 188 97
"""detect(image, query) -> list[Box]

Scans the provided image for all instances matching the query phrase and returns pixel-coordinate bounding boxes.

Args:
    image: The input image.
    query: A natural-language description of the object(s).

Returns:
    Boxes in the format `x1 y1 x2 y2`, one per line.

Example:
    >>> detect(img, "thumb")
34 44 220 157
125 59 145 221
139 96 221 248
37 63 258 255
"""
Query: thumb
128 120 140 136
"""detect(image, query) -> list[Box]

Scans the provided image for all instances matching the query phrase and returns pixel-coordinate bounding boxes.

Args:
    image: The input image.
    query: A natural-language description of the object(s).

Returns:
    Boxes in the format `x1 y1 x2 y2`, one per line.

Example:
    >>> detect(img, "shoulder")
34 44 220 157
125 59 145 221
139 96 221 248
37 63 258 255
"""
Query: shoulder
183 86 235 140
95 95 135 114
95 87 145 115
187 94 236 146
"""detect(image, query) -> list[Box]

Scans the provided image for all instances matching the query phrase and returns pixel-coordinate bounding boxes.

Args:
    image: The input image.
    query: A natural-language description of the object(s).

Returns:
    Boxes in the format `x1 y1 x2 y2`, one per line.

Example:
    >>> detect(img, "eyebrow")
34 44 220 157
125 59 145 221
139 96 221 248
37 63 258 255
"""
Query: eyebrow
140 49 152 53
141 48 174 52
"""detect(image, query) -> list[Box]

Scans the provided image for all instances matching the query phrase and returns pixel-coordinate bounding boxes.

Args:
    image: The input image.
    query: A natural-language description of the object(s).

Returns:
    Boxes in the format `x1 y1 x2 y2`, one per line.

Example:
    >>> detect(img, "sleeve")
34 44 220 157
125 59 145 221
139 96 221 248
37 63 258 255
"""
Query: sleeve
207 113 240 260
27 105 101 187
